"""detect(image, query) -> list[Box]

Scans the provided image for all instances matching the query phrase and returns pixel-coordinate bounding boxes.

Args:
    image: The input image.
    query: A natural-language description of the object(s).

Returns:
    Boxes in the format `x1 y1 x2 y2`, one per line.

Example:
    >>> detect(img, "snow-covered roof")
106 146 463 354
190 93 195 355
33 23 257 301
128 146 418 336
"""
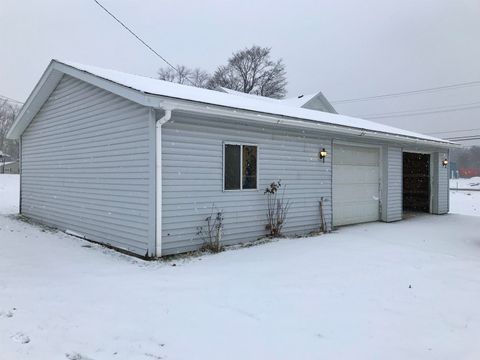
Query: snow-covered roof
8 59 455 147
217 87 281 104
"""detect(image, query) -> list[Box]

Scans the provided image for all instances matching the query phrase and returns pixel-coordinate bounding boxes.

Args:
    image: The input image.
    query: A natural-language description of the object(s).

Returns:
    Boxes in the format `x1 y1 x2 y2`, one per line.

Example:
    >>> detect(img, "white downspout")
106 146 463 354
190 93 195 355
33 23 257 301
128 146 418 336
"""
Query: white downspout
156 109 172 257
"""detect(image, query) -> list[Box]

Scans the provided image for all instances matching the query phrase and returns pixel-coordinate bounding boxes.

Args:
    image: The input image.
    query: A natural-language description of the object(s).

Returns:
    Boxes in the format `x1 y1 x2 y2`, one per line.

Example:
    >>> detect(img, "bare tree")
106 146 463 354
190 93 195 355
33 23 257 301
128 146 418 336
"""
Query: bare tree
158 65 210 87
451 146 480 170
0 100 19 160
189 68 210 88
158 65 192 85
208 45 287 98
157 67 177 83
157 45 288 98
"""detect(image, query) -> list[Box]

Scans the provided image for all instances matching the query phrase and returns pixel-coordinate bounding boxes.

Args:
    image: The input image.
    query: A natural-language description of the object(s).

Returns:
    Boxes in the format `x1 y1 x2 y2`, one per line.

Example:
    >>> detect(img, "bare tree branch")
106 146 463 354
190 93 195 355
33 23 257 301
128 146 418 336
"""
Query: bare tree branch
0 100 20 159
208 45 287 98
157 45 288 99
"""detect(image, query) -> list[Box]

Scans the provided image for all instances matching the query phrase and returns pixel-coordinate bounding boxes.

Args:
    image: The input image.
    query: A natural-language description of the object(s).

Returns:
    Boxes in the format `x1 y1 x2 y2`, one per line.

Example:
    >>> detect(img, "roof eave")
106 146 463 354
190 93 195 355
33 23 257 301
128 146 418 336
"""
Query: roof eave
6 60 165 139
7 60 458 149
7 61 61 139
150 95 458 149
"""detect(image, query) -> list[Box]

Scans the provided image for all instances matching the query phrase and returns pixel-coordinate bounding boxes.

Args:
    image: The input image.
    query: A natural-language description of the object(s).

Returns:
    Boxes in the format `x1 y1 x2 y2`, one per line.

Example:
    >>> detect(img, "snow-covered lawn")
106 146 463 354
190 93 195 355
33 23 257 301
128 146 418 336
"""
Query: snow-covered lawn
1 174 480 360
450 190 480 216
450 176 480 190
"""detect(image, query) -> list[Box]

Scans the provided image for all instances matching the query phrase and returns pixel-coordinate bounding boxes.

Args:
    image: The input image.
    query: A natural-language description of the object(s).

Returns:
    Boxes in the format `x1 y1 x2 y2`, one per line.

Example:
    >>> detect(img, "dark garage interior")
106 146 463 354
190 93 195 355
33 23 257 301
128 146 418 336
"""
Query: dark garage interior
403 152 431 213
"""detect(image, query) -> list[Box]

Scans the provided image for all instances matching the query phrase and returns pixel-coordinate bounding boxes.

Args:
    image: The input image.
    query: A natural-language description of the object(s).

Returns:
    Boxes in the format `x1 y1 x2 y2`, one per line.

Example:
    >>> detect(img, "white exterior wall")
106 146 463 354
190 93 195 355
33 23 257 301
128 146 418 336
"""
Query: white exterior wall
161 112 332 255
385 146 403 222
21 75 156 256
432 151 449 214
16 73 452 257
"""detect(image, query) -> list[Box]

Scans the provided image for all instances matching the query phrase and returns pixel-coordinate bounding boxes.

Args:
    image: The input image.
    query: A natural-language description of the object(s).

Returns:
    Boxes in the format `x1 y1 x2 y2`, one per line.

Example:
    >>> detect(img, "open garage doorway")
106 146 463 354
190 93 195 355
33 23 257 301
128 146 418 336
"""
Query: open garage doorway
403 152 431 213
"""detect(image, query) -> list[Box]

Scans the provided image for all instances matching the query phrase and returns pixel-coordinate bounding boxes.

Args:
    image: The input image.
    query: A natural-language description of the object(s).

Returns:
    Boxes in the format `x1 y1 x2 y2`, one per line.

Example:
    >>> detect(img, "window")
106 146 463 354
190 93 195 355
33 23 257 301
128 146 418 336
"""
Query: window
224 144 257 190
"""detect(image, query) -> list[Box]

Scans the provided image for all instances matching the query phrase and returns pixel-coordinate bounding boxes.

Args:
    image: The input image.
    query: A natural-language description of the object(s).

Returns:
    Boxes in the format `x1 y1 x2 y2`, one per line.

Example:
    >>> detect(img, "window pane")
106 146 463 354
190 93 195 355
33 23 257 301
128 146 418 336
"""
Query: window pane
224 144 241 190
242 145 257 189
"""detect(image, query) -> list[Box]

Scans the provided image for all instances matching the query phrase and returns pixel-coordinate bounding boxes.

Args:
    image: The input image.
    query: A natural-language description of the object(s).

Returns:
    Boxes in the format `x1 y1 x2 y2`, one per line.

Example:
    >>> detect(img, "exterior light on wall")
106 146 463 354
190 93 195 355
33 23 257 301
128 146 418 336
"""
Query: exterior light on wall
319 148 328 163
442 158 449 168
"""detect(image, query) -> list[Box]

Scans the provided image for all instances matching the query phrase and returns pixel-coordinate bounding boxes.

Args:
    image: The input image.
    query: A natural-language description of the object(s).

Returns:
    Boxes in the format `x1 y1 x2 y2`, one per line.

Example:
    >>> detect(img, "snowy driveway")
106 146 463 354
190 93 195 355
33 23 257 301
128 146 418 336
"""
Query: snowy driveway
1 174 480 359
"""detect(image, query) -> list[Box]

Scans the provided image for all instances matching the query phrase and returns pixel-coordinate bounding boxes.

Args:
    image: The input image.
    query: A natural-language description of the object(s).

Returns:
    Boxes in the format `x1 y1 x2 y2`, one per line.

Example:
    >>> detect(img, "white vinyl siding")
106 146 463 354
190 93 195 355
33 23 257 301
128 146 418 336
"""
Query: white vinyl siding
432 151 449 214
386 146 403 221
161 113 332 255
21 75 155 256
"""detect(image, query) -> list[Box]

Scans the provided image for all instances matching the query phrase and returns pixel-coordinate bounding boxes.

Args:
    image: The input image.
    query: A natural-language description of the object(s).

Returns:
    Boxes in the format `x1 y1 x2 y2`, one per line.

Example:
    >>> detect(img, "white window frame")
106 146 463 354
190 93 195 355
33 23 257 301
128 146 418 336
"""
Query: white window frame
222 141 259 192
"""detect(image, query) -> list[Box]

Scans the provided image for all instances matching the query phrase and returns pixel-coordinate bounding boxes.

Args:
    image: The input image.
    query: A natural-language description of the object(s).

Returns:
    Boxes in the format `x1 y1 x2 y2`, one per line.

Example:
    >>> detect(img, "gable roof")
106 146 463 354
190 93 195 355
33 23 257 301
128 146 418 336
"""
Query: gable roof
280 92 317 107
7 60 455 147
281 92 337 113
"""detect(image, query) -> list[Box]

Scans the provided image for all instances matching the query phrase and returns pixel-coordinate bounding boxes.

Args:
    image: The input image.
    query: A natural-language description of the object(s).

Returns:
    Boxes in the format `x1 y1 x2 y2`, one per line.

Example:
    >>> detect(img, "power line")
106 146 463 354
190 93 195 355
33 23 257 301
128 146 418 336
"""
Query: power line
360 102 480 120
92 0 195 86
362 100 480 117
0 94 23 104
331 80 480 104
427 128 480 135
444 135 480 141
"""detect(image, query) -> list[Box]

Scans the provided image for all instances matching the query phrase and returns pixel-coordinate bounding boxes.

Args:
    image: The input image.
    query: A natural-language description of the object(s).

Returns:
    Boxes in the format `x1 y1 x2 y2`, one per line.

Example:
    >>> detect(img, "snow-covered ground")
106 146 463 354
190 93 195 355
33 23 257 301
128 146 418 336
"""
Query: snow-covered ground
1 174 480 360
450 176 480 190
450 190 480 216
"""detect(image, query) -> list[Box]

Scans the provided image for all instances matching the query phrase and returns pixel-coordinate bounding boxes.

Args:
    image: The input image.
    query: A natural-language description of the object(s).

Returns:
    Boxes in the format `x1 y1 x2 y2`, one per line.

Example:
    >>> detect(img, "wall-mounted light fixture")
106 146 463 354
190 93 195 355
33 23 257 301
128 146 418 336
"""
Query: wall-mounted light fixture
319 148 328 163
442 158 449 168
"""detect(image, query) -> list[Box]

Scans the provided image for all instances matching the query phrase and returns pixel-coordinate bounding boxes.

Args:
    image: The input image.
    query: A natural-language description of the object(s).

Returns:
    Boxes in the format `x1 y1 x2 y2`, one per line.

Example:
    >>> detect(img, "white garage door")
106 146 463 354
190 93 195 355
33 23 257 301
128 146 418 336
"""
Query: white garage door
333 144 380 226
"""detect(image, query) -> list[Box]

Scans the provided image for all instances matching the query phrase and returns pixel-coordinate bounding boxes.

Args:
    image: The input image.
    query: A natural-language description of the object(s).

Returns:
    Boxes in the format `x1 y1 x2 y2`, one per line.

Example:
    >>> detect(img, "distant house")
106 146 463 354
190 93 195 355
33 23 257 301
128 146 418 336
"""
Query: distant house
0 161 19 174
7 60 455 257
0 151 18 174
218 87 338 113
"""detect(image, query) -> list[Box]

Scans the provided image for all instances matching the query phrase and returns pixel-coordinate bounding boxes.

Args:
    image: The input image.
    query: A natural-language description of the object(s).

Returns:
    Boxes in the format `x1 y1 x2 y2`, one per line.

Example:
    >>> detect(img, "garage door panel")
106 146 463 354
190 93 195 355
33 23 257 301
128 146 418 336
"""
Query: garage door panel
333 144 380 226
334 145 379 166
333 165 379 184
333 183 380 202
333 203 379 226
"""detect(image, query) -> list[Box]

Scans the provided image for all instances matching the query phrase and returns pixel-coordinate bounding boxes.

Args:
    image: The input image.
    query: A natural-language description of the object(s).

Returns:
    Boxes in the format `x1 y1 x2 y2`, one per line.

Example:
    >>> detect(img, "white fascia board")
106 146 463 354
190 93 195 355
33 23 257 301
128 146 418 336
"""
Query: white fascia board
6 64 63 139
151 97 458 149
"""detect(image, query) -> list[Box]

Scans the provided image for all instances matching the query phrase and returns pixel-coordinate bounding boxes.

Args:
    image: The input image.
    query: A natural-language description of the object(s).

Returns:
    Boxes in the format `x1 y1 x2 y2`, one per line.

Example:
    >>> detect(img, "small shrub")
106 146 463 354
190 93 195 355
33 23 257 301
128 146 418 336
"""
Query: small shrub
264 180 291 237
196 205 224 253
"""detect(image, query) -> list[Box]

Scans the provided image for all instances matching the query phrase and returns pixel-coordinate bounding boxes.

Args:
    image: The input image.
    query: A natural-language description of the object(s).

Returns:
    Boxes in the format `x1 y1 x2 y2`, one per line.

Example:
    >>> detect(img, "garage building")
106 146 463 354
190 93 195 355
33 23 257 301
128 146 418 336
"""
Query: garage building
7 60 455 257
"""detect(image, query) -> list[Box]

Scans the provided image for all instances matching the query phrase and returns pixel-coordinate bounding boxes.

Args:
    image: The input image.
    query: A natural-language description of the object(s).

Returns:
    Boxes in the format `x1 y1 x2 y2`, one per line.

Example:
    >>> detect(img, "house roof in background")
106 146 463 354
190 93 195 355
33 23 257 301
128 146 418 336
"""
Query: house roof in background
280 92 317 107
219 87 337 113
281 92 337 113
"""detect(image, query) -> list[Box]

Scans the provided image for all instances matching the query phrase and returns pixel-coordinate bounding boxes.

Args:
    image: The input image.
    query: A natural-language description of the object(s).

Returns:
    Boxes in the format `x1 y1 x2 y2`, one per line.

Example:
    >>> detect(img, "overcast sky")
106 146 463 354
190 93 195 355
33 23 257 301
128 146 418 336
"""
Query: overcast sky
1 0 480 144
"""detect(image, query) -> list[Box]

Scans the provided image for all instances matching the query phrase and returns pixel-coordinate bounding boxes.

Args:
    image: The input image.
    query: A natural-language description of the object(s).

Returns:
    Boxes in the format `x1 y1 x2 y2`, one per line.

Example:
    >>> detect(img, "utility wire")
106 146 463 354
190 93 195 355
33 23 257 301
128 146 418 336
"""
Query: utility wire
444 135 480 141
92 0 195 86
359 101 480 119
446 136 480 140
426 128 480 135
331 80 480 104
